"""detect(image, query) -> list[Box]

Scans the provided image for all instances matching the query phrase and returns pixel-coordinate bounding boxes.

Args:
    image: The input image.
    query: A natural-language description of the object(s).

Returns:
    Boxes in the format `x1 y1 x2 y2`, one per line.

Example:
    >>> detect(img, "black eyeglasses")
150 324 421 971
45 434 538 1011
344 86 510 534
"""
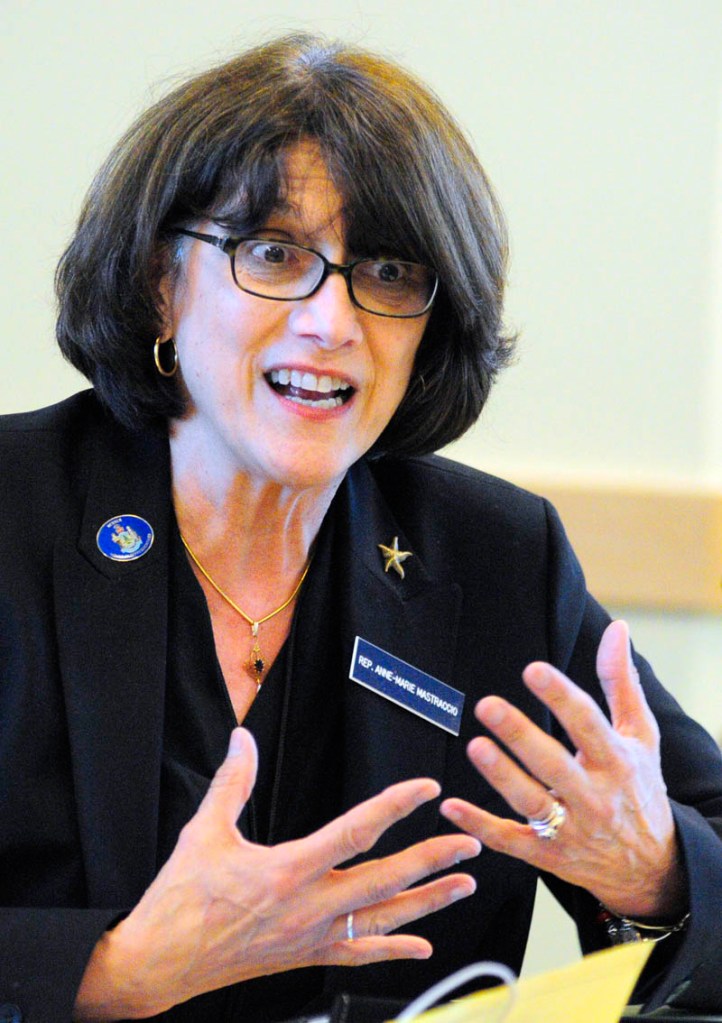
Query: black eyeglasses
172 228 438 319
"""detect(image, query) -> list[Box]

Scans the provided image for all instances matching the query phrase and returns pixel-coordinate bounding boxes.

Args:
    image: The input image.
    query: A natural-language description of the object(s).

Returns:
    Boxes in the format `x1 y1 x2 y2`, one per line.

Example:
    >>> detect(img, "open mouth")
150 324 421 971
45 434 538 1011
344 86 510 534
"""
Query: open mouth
265 369 355 409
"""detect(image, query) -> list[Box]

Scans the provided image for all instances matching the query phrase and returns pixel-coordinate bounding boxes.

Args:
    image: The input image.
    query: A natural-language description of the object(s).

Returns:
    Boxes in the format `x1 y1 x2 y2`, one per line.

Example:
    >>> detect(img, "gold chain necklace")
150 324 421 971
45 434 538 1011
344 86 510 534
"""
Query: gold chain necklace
180 533 312 692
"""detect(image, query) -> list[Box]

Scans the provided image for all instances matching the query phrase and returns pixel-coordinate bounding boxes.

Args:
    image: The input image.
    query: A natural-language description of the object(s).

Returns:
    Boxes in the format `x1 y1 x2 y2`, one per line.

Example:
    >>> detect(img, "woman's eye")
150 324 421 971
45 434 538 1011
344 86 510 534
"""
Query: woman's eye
358 260 410 287
253 243 290 264
377 261 403 282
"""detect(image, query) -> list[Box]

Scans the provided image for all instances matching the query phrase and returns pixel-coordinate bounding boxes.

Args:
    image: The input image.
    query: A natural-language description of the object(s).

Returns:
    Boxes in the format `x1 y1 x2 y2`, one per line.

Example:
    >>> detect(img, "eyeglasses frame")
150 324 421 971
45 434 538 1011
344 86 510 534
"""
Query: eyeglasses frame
171 228 439 319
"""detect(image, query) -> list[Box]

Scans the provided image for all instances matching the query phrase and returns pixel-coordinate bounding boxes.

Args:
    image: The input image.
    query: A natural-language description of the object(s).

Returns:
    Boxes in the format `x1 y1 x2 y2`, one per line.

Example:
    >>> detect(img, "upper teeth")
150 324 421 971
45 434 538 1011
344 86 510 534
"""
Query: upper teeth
269 369 352 393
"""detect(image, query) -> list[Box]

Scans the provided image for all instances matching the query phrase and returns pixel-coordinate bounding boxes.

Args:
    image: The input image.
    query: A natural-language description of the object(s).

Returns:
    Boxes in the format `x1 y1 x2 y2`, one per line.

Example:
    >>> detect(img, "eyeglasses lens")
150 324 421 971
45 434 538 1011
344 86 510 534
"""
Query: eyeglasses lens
232 240 435 317
351 261 436 317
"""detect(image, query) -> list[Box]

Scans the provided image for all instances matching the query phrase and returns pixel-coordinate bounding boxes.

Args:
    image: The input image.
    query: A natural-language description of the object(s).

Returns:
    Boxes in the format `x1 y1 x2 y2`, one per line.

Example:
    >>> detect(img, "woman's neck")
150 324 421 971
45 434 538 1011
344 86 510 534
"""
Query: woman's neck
169 431 339 616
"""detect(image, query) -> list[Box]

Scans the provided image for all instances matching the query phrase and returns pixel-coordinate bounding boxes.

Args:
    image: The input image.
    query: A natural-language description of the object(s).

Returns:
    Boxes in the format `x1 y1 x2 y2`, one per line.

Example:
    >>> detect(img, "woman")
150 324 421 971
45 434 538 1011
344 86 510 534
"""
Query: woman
2 33 722 1023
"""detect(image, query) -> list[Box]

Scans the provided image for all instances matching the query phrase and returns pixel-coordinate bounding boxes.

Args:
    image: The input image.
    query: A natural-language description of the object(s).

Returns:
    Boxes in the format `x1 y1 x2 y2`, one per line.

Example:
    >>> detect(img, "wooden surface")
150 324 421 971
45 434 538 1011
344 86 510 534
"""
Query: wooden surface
517 481 722 611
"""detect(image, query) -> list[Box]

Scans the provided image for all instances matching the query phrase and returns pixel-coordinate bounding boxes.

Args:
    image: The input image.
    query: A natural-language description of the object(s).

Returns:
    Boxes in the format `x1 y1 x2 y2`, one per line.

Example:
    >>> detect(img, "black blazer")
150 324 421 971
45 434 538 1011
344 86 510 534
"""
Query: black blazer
2 391 722 1022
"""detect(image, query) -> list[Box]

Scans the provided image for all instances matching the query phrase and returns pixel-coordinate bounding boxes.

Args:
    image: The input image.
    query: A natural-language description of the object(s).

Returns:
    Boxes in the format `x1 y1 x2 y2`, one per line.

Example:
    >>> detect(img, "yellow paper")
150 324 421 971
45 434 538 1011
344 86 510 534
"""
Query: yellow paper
404 942 652 1023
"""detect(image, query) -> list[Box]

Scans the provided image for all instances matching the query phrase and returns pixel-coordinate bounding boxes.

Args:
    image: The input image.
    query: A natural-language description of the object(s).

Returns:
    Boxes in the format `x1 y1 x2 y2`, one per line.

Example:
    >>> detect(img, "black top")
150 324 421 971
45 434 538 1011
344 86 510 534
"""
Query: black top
154 521 345 1022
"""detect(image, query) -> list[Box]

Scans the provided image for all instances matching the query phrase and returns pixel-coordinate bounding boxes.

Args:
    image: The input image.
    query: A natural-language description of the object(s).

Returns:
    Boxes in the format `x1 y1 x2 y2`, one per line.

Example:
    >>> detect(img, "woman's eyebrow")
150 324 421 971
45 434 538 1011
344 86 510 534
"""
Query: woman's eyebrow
252 224 294 238
267 197 301 217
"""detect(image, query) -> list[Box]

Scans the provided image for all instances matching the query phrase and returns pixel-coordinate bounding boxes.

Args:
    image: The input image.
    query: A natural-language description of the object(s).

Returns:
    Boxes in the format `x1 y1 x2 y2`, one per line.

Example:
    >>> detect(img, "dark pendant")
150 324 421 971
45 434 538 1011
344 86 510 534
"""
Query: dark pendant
253 657 265 674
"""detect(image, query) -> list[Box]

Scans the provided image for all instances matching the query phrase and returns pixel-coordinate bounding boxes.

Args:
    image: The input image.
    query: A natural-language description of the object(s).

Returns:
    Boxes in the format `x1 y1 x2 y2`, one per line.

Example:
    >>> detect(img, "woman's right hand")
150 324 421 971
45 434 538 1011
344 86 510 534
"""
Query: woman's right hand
74 727 480 1020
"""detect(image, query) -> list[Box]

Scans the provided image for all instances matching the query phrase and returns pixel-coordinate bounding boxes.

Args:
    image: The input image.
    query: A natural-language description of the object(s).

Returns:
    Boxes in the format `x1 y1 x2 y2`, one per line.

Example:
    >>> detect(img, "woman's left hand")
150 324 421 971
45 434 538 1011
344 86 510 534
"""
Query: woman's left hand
441 620 687 920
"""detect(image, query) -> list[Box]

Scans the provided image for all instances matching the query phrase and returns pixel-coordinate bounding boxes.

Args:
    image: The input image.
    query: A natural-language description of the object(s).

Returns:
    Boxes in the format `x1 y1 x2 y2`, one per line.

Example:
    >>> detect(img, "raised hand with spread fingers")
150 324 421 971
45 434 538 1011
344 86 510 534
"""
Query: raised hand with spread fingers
441 620 686 922
75 728 480 1021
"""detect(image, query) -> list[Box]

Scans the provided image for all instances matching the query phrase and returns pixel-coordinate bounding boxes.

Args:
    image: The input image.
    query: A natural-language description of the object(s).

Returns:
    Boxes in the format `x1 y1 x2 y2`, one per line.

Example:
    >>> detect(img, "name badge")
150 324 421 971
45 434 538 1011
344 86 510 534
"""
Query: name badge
349 636 465 736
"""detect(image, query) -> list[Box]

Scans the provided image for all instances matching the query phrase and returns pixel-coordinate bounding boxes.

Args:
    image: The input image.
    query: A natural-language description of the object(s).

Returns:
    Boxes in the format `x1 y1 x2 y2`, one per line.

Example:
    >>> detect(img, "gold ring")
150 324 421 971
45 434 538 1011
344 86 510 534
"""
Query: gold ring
527 799 567 840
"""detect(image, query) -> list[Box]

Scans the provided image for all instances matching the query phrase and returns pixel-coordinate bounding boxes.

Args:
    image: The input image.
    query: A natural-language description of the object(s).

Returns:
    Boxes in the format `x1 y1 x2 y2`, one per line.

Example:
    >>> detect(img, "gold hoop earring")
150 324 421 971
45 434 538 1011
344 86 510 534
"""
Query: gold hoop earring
154 336 178 377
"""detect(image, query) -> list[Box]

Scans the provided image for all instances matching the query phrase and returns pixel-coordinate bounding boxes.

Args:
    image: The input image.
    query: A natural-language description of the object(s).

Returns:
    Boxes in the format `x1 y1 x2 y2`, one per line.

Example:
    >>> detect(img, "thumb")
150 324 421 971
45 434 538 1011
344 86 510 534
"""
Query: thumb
196 726 258 831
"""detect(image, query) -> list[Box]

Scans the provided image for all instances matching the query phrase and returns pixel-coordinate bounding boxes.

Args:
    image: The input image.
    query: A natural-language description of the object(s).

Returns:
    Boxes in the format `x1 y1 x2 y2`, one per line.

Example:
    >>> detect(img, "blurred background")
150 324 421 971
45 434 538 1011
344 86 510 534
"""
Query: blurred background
2 0 721 978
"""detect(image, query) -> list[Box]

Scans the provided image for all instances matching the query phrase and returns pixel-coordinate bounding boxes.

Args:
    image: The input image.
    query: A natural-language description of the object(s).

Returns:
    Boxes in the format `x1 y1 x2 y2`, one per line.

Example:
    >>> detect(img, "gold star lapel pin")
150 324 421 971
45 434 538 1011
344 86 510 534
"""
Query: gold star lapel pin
378 536 413 579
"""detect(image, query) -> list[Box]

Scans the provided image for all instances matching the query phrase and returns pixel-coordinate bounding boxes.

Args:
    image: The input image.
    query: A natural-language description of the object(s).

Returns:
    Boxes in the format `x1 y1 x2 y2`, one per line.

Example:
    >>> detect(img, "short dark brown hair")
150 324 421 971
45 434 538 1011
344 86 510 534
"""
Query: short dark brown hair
55 33 515 455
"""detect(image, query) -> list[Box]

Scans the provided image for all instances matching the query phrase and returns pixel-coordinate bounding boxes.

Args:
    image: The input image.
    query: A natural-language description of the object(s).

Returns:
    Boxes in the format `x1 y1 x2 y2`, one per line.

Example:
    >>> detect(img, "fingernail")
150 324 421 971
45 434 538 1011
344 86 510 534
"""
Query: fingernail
475 742 497 766
228 728 245 756
443 805 462 823
484 704 505 726
526 665 550 690
456 839 481 861
451 882 476 901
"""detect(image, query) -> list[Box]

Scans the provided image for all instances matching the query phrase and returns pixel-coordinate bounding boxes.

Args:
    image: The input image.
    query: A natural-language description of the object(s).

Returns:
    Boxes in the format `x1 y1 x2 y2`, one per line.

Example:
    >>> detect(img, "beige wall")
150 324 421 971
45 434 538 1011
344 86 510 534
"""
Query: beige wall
3 0 721 980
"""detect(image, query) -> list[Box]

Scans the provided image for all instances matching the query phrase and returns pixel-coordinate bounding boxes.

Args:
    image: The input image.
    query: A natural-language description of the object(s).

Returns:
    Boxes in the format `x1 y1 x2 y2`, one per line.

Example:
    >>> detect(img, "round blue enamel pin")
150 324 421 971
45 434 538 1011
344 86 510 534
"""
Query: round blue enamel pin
97 514 154 562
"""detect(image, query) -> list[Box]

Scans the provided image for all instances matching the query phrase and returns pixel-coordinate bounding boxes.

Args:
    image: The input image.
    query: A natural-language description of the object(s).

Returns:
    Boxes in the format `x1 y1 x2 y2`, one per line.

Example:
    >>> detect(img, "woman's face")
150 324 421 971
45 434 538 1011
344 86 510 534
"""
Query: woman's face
165 142 429 492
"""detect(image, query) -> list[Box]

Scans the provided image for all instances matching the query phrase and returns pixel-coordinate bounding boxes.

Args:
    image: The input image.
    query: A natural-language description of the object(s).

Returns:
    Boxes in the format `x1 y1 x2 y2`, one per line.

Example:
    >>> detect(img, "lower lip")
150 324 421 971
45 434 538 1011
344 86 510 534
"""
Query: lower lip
267 383 355 420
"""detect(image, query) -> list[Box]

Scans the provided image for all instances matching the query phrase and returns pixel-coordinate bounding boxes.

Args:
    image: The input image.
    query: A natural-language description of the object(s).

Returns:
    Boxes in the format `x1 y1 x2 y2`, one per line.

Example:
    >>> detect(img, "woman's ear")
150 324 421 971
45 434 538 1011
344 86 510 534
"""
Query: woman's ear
152 236 182 339
156 274 174 340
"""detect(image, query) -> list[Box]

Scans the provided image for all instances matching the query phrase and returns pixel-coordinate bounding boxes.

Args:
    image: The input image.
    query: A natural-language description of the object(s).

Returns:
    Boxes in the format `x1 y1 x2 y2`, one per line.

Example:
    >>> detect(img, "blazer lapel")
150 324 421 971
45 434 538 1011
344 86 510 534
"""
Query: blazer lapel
54 414 171 906
338 461 463 856
268 459 463 857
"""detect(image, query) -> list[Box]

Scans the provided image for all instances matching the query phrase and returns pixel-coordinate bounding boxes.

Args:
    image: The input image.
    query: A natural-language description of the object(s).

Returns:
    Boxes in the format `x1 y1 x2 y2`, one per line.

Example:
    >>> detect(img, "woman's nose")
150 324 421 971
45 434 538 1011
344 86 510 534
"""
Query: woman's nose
288 271 364 349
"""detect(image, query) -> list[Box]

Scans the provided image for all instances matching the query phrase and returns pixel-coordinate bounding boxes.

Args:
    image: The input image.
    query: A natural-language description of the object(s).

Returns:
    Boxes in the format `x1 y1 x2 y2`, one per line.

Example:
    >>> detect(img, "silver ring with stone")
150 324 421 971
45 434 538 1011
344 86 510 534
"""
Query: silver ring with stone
346 911 356 941
527 798 567 840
